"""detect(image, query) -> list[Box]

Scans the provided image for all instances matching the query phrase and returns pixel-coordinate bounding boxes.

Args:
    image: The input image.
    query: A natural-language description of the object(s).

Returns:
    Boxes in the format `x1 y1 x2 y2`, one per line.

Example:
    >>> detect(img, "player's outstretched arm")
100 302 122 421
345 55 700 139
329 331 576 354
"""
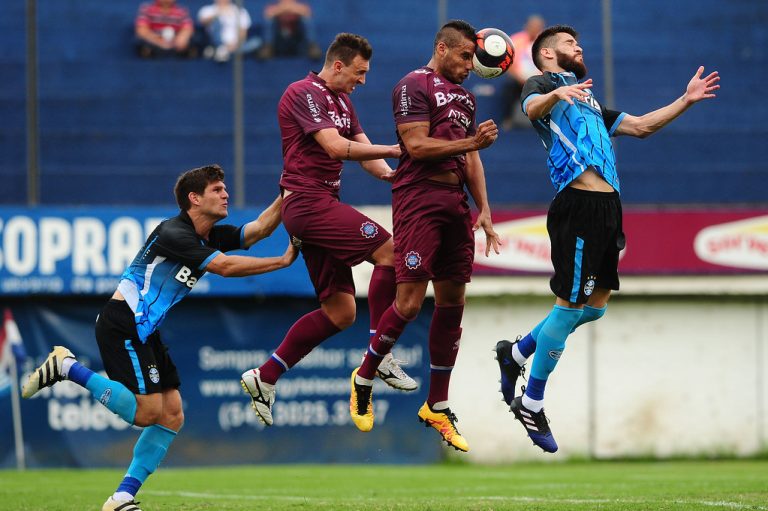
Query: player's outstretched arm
398 120 498 161
352 132 399 182
205 241 299 277
242 194 283 248
465 151 501 257
615 66 719 138
525 79 594 120
313 128 400 162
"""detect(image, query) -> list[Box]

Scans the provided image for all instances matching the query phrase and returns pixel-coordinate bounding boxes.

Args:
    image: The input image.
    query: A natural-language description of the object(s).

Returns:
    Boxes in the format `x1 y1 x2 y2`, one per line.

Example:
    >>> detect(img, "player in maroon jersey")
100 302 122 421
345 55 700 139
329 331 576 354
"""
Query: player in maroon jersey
349 20 502 451
241 33 417 426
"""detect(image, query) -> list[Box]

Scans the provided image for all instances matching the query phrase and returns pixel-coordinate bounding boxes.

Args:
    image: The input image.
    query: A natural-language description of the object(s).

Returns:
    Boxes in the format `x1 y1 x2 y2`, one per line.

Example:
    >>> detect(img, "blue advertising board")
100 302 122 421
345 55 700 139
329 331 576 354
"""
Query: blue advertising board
0 298 441 467
0 207 314 296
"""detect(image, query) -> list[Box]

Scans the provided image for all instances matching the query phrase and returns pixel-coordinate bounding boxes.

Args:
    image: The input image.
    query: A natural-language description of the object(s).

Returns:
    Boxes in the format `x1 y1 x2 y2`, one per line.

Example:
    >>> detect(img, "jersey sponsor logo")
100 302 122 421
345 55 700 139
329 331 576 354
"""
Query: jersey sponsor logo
175 266 198 288
434 91 474 111
99 388 112 406
148 365 160 384
360 221 379 239
584 277 596 296
548 350 562 361
306 93 322 123
433 77 443 86
447 108 471 130
399 85 410 116
311 81 326 92
328 110 351 130
578 90 602 112
405 251 422 270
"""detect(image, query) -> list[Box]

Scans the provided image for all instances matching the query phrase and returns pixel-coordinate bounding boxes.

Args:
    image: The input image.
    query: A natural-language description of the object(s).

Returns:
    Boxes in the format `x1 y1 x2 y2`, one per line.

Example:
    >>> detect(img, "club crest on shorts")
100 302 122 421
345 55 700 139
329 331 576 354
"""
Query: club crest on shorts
360 221 379 239
148 365 160 384
583 276 596 296
405 251 422 270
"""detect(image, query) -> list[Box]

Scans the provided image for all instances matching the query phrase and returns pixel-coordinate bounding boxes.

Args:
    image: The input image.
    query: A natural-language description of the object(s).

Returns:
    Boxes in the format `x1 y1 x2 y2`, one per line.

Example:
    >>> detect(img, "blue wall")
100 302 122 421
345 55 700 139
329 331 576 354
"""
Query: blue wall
1 0 765 206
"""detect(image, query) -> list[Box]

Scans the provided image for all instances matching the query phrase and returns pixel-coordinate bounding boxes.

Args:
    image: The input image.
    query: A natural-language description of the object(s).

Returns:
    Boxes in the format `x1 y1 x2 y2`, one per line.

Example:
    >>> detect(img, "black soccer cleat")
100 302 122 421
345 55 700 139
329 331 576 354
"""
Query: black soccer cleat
494 338 525 406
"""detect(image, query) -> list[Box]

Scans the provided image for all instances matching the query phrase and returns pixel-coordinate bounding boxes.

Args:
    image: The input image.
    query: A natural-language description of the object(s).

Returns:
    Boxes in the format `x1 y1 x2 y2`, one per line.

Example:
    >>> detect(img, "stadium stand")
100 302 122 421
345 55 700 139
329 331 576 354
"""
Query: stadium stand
1 0 765 206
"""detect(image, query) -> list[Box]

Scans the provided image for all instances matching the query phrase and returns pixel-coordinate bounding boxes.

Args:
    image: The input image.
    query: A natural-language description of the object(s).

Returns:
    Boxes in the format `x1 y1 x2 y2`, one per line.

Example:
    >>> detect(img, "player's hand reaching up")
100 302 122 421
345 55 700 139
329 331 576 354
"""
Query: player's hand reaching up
473 210 502 257
473 120 499 150
554 78 593 105
683 66 719 104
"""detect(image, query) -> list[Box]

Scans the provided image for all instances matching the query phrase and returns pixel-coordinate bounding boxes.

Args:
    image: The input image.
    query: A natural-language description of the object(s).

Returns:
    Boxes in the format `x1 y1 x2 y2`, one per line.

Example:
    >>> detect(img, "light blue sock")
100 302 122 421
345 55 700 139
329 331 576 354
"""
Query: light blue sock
517 315 548 358
529 306 583 381
84 370 138 425
125 424 178 484
571 304 606 333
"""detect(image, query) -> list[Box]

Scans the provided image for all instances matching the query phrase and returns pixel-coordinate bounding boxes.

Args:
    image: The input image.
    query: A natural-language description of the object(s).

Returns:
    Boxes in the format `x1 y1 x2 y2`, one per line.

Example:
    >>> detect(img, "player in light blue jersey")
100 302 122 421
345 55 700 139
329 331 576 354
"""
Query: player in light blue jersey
493 25 719 453
22 164 298 511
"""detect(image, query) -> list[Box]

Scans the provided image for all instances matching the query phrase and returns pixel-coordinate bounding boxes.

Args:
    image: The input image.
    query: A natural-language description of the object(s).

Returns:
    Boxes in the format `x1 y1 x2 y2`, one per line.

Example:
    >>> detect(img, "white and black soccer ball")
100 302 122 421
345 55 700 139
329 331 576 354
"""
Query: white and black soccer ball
473 28 515 79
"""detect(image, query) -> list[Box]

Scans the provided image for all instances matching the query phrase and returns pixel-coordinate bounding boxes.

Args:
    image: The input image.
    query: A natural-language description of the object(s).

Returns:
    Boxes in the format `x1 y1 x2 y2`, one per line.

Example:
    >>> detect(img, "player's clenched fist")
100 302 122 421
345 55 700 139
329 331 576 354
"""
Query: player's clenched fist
474 119 499 149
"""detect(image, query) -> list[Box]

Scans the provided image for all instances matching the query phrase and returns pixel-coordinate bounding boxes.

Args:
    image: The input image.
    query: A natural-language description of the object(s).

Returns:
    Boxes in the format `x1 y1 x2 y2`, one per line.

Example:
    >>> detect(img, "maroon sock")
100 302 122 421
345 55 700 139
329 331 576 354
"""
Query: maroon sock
358 302 412 380
427 304 464 407
368 265 396 336
259 309 341 384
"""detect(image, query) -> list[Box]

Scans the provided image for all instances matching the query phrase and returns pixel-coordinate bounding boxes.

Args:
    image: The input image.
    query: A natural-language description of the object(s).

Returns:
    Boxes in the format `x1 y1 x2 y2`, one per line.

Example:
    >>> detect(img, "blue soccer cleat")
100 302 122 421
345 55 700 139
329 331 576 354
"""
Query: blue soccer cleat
509 396 558 453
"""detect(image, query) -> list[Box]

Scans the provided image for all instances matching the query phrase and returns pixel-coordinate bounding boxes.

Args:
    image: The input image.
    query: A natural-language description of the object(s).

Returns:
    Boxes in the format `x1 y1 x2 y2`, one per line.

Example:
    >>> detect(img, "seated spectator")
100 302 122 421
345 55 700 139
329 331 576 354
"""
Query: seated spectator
258 0 323 60
198 0 262 62
135 0 197 58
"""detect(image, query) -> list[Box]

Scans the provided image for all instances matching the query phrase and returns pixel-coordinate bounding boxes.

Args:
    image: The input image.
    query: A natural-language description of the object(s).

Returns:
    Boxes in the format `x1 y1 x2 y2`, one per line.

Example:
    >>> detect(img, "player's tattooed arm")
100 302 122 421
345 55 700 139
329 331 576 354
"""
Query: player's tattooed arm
242 194 283 248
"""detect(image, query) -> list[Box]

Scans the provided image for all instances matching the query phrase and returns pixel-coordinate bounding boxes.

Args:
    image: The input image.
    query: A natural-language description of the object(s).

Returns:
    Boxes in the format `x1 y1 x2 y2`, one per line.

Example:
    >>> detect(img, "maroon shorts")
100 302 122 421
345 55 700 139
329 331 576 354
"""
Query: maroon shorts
282 192 391 301
392 181 474 284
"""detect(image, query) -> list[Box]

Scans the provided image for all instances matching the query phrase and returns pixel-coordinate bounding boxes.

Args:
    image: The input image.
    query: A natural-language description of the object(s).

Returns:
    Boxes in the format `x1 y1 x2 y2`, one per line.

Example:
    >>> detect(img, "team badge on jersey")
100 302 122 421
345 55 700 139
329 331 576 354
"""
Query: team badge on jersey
148 365 160 384
405 251 422 270
583 276 596 296
360 221 379 239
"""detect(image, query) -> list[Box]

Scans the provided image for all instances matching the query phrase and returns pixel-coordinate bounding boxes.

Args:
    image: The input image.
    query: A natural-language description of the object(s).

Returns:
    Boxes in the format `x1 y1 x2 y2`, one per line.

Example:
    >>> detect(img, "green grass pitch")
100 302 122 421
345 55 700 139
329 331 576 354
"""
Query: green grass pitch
2 460 767 510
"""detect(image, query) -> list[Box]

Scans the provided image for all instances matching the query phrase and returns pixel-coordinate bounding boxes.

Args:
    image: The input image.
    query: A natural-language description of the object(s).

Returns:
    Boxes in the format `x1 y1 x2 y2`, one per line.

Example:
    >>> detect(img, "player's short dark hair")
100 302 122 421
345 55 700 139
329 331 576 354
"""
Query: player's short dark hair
434 19 476 52
531 24 579 70
174 164 225 211
325 33 372 65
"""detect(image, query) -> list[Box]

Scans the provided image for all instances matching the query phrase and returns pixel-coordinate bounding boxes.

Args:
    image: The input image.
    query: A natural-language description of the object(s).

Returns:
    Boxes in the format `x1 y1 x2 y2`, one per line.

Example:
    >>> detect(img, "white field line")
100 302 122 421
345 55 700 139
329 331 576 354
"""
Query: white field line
143 490 768 509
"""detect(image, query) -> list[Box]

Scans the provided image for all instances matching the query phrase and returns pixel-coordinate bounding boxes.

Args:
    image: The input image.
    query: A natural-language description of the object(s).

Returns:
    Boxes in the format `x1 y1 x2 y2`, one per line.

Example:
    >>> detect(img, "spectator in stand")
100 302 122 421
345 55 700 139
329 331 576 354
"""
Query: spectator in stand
135 0 197 59
198 0 262 62
258 0 323 60
501 15 545 129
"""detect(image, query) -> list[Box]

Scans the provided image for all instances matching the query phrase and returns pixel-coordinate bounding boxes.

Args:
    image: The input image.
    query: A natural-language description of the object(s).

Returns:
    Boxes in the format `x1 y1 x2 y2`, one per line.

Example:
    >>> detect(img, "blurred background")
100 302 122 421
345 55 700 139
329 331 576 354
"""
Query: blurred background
1 0 767 469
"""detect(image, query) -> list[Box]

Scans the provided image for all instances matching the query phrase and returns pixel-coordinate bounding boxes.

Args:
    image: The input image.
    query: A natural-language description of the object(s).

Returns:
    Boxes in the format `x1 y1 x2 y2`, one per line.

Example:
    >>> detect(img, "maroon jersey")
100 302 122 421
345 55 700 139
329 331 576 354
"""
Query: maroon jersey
278 72 363 195
391 67 477 190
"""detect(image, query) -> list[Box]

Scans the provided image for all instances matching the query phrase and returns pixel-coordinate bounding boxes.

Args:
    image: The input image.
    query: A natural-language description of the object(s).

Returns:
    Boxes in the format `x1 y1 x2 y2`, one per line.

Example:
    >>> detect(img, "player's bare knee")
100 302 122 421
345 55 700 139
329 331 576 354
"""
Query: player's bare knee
331 310 356 330
161 409 184 431
396 299 422 320
133 405 163 427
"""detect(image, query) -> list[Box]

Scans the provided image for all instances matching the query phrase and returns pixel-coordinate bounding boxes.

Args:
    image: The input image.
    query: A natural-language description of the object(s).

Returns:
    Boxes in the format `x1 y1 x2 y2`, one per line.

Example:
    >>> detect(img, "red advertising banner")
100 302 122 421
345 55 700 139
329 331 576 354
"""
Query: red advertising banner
473 209 768 275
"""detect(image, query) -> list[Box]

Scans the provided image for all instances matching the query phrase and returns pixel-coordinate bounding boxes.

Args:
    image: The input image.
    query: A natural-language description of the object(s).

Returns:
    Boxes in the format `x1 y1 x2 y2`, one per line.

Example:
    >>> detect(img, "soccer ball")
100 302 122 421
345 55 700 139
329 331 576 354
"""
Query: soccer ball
473 28 515 79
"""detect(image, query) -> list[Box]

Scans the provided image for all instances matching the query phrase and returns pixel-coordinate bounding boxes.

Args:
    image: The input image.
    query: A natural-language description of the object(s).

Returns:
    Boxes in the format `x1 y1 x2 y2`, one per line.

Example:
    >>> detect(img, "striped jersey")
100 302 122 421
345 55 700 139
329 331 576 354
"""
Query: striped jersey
521 71 626 194
117 211 244 342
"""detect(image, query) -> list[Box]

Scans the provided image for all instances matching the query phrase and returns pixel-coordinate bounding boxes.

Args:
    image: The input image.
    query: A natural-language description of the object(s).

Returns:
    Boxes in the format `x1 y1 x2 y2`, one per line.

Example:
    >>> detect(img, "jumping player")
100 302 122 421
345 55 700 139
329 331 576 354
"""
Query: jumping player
494 24 719 453
240 33 417 427
349 20 501 452
21 164 297 511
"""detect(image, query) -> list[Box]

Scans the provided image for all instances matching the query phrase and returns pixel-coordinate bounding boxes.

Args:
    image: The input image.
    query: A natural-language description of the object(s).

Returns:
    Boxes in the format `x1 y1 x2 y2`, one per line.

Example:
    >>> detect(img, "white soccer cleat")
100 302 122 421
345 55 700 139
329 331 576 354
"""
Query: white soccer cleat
240 368 275 426
102 496 142 511
376 352 418 392
21 345 74 399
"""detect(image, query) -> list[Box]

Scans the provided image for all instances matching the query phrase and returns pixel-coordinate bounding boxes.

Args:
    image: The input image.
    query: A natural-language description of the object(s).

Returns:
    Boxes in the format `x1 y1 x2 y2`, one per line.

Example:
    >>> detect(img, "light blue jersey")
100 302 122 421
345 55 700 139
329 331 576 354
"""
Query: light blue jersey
522 71 626 194
117 211 244 342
